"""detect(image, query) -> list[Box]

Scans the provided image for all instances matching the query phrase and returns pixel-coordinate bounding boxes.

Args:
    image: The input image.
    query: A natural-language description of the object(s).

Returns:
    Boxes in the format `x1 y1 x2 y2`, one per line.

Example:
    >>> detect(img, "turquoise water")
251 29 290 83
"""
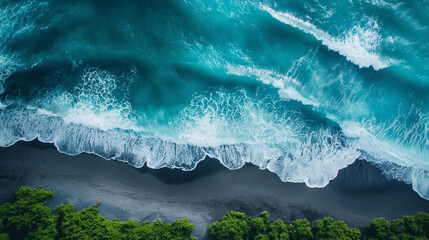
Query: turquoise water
0 0 429 198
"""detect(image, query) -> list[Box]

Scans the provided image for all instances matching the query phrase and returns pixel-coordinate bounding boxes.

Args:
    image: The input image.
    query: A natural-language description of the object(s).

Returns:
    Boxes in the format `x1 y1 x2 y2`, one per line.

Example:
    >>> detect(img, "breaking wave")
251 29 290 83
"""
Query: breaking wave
261 5 392 70
1 0 429 200
0 101 360 188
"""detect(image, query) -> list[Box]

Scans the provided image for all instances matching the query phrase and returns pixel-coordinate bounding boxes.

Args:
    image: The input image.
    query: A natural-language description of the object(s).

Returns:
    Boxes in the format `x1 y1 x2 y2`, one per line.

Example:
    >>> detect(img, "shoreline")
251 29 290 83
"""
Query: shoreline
1 140 429 239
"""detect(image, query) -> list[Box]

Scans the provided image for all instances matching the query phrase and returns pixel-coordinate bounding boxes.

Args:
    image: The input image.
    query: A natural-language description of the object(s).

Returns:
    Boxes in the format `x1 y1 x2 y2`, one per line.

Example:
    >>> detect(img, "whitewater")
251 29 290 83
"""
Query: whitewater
1 0 429 199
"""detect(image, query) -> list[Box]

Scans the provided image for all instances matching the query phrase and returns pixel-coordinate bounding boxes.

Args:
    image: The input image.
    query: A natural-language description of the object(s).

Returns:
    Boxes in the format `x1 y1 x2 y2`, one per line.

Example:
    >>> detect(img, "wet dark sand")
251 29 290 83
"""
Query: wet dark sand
1 140 428 239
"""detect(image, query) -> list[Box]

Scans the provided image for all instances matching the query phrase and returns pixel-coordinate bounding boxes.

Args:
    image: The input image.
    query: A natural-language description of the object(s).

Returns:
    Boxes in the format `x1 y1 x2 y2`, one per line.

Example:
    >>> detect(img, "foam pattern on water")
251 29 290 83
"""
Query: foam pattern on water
0 0 429 201
41 68 140 131
2 101 429 198
0 96 361 188
0 0 49 95
261 5 391 70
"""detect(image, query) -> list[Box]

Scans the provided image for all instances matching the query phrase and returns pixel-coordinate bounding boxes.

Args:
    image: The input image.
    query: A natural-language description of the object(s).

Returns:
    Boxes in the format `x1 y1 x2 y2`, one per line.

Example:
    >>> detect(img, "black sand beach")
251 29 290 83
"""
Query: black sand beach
1 140 429 239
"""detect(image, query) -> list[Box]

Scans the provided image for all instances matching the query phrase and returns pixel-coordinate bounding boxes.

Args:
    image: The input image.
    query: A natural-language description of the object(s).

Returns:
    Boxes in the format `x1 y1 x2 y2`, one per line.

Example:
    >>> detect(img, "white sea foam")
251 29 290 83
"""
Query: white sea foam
2 81 429 199
226 44 429 199
0 55 15 95
368 0 402 10
278 87 319 107
340 116 429 199
226 63 301 86
0 0 49 95
174 90 298 146
42 68 141 131
0 86 360 189
225 63 319 107
261 5 390 70
173 90 360 186
0 0 49 47
0 0 427 201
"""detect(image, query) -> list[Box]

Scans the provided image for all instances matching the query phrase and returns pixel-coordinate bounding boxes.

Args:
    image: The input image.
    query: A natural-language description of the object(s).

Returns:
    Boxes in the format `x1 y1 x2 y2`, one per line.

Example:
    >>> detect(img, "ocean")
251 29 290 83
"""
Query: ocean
0 0 428 199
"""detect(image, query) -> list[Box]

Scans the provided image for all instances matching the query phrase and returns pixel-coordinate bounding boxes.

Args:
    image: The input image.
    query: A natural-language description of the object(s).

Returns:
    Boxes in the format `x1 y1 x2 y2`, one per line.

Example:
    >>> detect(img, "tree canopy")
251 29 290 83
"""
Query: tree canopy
209 211 429 240
364 213 429 240
0 187 197 240
208 211 362 240
1 187 429 240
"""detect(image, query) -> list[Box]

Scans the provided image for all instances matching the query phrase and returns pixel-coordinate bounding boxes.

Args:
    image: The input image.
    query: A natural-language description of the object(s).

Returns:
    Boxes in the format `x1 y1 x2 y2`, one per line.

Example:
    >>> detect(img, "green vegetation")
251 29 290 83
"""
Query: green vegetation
0 187 196 240
209 211 429 240
0 187 428 239
364 213 429 240
208 211 359 240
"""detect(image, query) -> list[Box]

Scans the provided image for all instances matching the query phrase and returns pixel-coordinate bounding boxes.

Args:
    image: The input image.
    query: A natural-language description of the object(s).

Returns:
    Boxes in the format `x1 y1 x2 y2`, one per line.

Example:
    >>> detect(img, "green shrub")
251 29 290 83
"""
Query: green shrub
267 220 289 240
288 219 312 240
1 187 429 240
0 187 197 240
0 187 56 240
208 211 251 240
0 233 10 240
364 213 429 240
312 217 360 240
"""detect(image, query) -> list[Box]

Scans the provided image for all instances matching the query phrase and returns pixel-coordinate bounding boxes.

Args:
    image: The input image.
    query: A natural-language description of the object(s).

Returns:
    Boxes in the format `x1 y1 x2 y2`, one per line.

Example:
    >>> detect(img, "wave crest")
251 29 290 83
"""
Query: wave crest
0 103 359 188
261 5 391 70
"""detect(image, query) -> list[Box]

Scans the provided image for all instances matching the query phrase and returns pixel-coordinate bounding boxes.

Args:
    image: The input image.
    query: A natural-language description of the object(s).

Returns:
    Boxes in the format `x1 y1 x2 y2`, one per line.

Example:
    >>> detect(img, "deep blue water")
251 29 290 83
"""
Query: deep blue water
0 0 429 199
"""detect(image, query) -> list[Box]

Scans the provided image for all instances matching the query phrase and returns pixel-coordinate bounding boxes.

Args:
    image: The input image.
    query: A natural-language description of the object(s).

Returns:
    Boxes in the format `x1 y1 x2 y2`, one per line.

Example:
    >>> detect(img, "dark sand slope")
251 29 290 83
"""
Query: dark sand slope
1 141 429 239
